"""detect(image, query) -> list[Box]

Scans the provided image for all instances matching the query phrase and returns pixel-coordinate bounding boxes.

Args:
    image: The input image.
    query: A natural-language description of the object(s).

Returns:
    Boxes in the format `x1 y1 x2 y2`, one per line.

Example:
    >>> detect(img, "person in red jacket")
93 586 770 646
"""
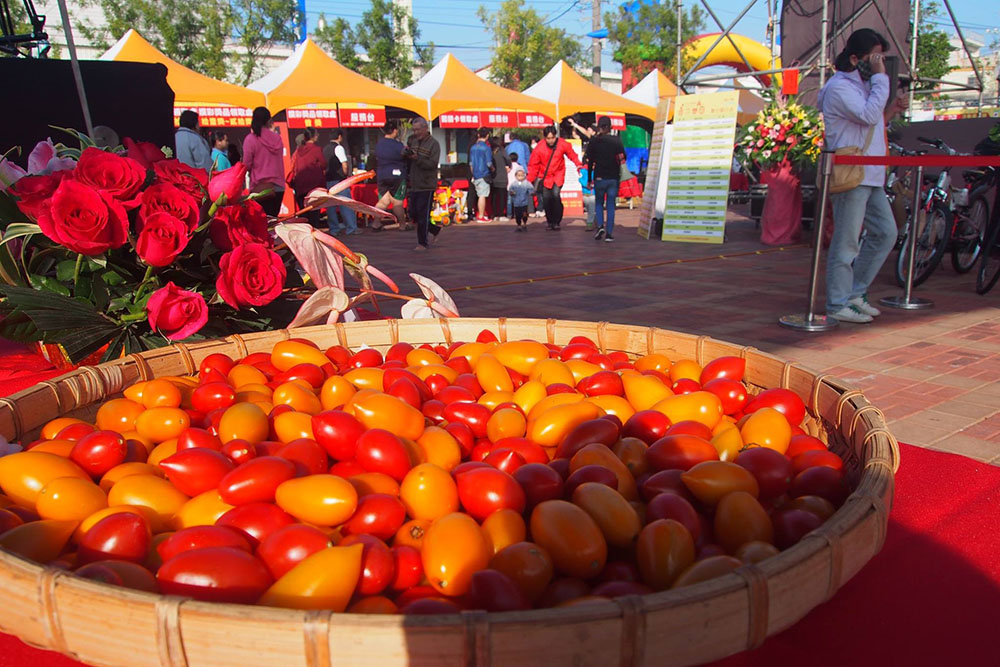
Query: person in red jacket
288 127 327 227
526 125 582 230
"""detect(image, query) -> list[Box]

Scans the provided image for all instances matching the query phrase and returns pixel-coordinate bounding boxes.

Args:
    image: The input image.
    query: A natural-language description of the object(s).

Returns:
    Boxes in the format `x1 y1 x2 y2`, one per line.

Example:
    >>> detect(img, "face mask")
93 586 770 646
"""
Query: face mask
855 59 873 81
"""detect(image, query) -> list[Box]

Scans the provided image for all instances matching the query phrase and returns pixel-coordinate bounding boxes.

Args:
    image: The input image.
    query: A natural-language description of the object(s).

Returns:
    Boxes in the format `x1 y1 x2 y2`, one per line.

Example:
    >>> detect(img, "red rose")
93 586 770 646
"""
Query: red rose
147 282 208 340
37 179 129 255
72 147 147 207
209 201 271 251
11 170 69 220
139 182 201 232
123 138 166 170
208 162 248 203
136 212 190 267
216 242 286 308
153 159 209 202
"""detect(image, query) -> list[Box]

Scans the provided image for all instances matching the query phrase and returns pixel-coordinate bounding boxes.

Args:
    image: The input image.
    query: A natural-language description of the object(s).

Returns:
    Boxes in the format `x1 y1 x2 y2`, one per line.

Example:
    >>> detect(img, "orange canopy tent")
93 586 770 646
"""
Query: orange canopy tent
522 61 656 121
248 39 426 116
100 29 265 109
402 53 557 121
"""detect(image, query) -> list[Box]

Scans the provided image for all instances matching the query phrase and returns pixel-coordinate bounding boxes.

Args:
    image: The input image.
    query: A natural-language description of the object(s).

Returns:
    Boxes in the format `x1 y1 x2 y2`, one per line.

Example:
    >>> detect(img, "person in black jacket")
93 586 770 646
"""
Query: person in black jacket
490 136 512 221
406 118 442 251
584 115 626 242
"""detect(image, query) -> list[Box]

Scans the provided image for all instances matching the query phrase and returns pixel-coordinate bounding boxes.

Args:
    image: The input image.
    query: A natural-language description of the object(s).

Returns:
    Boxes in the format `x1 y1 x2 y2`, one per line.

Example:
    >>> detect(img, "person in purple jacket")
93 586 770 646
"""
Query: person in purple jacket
242 107 286 217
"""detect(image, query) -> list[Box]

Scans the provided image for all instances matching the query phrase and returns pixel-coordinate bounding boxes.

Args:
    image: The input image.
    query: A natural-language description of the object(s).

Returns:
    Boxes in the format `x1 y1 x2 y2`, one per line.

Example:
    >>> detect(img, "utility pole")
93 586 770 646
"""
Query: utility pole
908 0 920 119
592 0 601 86
676 0 683 85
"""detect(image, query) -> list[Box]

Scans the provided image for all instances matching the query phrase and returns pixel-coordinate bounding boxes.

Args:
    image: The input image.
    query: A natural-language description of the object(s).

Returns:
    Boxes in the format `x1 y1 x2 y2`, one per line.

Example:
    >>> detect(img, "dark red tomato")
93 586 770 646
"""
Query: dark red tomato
4 505 38 523
385 342 415 364
176 427 223 452
456 467 526 521
444 355 474 376
535 577 590 608
564 465 619 496
513 463 565 508
390 544 423 591
277 439 329 476
772 508 824 549
464 569 530 611
493 437 547 464
324 345 351 369
646 435 719 472
576 370 624 397
645 493 702 544
347 348 383 369
702 379 749 415
222 439 256 465
380 360 406 371
453 460 492 477
492 402 525 417
387 378 422 410
355 429 413 481
159 448 235 497
548 458 571 481
199 353 236 378
256 524 332 579
444 422 475 458
591 580 654 598
554 418 620 460
399 598 462 614
329 460 367 477
744 388 807 428
422 374 449 396
560 343 596 361
443 402 491 439
622 410 672 445
256 441 284 457
545 383 577 396
216 502 297 548
55 422 95 441
341 534 395 596
696 543 727 560
791 450 844 474
124 438 150 463
384 369 433 402
640 470 695 503
74 562 124 587
0 508 24 534
342 494 406 541
596 560 641 584
483 448 526 475
451 375 485 399
218 456 297 506
242 352 271 367
421 399 447 424
157 525 251 562
78 512 151 564
735 447 794 499
699 356 746 385
476 329 499 343
664 420 715 441
469 441 492 462
785 434 827 459
274 363 325 389
789 466 849 507
251 362 280 382
671 378 701 394
156 547 272 603
311 410 365 461
69 430 127 477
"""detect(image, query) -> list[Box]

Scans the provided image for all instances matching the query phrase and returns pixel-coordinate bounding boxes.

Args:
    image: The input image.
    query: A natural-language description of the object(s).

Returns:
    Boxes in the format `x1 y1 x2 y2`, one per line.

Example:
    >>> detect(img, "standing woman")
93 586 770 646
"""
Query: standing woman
208 132 231 171
584 115 626 242
818 28 907 323
490 136 511 221
526 125 582 231
373 120 410 231
243 107 286 217
288 128 327 227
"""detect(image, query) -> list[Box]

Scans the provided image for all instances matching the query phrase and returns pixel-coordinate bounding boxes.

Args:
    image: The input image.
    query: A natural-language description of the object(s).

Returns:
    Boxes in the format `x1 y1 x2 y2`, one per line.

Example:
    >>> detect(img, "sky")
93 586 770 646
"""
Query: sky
302 0 999 73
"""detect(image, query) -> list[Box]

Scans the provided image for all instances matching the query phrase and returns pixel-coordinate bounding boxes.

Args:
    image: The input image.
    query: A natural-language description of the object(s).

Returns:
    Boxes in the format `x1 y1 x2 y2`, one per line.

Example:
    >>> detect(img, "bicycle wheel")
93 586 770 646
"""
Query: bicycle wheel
951 194 990 273
976 214 1000 294
895 204 949 287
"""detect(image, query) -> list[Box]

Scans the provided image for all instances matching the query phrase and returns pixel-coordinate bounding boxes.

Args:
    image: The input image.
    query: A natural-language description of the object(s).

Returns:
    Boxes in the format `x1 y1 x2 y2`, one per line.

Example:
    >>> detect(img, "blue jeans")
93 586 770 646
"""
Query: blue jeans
594 178 619 236
826 185 896 313
326 181 357 234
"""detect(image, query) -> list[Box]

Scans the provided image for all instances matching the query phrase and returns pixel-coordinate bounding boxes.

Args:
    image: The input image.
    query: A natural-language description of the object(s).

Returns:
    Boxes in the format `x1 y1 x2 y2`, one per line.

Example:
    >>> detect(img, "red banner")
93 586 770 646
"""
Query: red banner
287 107 340 128
480 110 515 127
516 111 553 128
173 105 252 128
595 112 626 130
338 105 387 127
439 111 483 128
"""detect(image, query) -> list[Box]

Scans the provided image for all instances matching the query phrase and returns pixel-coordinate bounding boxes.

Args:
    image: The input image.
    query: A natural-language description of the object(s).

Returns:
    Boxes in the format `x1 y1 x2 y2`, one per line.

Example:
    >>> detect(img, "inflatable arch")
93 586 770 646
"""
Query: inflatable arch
683 33 782 88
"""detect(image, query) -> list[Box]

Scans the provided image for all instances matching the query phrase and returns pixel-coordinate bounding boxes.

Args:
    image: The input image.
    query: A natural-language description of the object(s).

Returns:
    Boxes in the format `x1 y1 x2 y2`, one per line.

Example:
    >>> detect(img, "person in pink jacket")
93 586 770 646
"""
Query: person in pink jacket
243 107 286 217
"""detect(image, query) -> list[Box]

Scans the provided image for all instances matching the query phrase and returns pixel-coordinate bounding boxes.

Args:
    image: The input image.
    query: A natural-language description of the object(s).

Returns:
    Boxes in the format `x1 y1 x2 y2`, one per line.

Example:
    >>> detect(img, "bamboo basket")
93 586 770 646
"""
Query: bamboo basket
0 318 898 667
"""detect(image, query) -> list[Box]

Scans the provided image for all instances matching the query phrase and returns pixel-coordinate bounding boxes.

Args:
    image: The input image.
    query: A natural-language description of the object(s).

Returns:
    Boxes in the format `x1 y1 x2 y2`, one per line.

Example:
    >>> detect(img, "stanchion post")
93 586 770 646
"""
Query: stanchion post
779 150 839 331
880 164 934 309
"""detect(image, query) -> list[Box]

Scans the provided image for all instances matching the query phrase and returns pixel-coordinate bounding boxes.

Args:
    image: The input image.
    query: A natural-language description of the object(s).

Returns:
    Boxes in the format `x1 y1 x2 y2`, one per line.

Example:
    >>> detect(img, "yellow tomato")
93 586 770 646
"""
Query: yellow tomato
486 408 527 442
171 490 235 530
227 364 268 389
107 474 188 532
448 341 494 365
571 482 641 548
526 401 604 449
347 472 400 498
512 380 547 415
739 407 791 454
140 379 183 409
218 402 269 444
565 359 604 384
273 411 315 443
526 392 584 422
147 439 178 467
529 358 576 388
134 407 190 443
0 451 89 508
29 440 75 457
482 508 527 555
399 463 459 521
271 340 331 372
275 475 358 526
35 477 108 521
411 364 458 383
416 427 462 471
422 512 491 596
669 359 703 384
406 347 444 367
651 391 724 430
492 341 550 376
622 373 674 412
95 398 145 433
122 381 146 403
258 544 363 611
711 425 744 461
478 391 515 410
319 375 356 410
585 395 636 422
352 392 425 441
343 367 385 390
100 464 162 492
475 353 514 393
271 382 322 415
40 417 87 441
633 353 672 373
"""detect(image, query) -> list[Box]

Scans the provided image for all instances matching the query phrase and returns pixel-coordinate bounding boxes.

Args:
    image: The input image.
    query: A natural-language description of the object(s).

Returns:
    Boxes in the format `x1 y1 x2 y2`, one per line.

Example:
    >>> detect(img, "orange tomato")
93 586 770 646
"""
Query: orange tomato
271 340 332 373
570 483 641 548
481 508 526 555
172 490 235 530
147 439 178 467
275 475 358 526
95 398 145 434
35 477 108 521
564 359 604 384
512 380 547 415
0 519 78 563
107 474 188 532
227 364 268 389
529 500 607 580
134 407 190 444
622 373 673 411
714 491 774 553
422 512 491 596
394 518 432 549
319 375 357 410
343 367 385 391
669 359 703 383
0 451 89 507
29 439 75 457
739 407 792 454
272 382 323 415
218 402 269 444
99 463 163 493
41 417 88 441
448 341 493 366
406 347 444 368
415 427 462 471
492 341 549 376
352 392 425 441
411 364 458 383
272 411 315 443
569 444 639 501
259 544 363 611
671 555 743 588
529 358 576 387
634 353 672 373
651 391 724 430
348 472 400 498
636 519 696 590
139 379 183 409
399 463 459 521
526 401 603 448
585 395 636 422
611 437 649 478
681 461 760 506
486 408 527 442
490 541 554 603
475 353 514 393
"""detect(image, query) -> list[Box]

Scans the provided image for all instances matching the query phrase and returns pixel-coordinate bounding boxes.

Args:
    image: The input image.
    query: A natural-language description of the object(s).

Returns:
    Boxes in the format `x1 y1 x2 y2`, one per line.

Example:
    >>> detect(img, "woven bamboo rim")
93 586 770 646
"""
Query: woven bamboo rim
0 318 898 667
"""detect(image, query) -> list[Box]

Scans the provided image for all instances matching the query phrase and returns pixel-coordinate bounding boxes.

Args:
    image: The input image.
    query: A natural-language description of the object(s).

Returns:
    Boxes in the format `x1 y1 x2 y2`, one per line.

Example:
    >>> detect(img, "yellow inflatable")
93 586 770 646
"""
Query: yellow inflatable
684 33 782 88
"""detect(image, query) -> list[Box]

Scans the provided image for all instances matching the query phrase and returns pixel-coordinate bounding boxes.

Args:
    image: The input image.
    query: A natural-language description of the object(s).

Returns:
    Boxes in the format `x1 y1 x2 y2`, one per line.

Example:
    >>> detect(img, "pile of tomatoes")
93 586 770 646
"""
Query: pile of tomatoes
0 332 850 614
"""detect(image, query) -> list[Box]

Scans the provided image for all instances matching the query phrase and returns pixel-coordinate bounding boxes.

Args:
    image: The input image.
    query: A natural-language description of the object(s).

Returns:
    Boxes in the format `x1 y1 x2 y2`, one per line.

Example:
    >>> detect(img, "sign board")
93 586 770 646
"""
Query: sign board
439 111 483 128
560 138 584 216
516 112 553 128
288 104 340 128
661 91 738 244
173 104 252 127
595 111 626 130
637 99 672 239
338 104 386 127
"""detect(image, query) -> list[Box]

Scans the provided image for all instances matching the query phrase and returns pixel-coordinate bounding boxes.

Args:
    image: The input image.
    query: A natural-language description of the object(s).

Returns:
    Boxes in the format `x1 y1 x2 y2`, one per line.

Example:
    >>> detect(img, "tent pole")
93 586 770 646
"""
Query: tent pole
908 0 919 119
676 0 683 87
56 0 94 137
819 0 829 87
592 0 601 86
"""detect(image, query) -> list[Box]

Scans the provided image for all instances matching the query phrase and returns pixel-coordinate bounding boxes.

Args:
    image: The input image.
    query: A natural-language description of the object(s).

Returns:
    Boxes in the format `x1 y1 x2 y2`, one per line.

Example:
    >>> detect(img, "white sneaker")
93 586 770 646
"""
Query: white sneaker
497 216 510 222
830 305 873 324
849 295 881 317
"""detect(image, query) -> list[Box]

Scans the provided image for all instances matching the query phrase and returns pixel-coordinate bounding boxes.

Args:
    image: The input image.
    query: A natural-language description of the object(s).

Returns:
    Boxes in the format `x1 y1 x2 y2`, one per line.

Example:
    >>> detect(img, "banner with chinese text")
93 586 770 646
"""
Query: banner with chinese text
338 104 387 127
173 104 252 128
287 105 340 128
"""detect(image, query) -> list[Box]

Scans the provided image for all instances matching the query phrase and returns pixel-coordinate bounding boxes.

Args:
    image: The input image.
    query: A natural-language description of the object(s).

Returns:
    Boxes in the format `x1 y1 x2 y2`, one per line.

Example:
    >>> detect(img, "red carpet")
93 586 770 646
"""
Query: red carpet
0 344 998 666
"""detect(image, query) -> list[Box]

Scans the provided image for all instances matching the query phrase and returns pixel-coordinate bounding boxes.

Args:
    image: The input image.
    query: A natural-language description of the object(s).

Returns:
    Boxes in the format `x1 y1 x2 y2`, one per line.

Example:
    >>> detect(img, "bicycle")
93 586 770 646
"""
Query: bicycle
975 171 1000 294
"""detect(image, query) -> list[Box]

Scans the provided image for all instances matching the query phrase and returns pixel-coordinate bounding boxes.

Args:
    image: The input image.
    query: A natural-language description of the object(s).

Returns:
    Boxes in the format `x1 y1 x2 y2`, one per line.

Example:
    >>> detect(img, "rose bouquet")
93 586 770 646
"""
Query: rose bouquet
735 93 824 171
0 130 458 364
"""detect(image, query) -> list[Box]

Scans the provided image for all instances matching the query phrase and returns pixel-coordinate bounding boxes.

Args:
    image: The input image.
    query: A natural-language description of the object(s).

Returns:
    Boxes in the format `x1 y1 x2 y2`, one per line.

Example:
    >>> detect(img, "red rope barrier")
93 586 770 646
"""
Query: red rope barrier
833 154 1000 167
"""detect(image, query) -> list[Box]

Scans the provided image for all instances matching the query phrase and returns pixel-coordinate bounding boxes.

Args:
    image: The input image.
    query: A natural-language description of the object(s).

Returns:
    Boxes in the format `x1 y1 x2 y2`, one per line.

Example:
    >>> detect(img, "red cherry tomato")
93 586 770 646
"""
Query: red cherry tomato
390 544 423 591
199 353 235 378
622 410 671 445
596 560 641 584
436 385 478 405
576 370 624 397
464 569 530 611
664 420 715 441
347 348 383 369
355 429 413 481
554 418 620 460
329 460 366 477
176 427 224 452
646 434 719 472
483 448 526 475
671 378 701 394
421 399 447 423
311 410 365 461
701 379 749 415
216 502 297 548
157 525 251 562
387 378 422 410
342 493 406 541
545 383 576 395
157 546 272 603
645 493 702 544
512 463 565 508
256 524 333 579
744 388 806 427
191 383 237 414
639 469 696 503
786 434 828 458
340 534 395 596
789 466 849 507
444 422 475 457
456 467 526 521
221 439 256 465
56 422 95 441
443 402 491 439
699 356 746 385
277 439 329 476
70 430 127 477
536 577 590 608
734 447 794 499
791 450 844 474
564 465 619 496
772 508 824 549
493 437 547 464
78 512 151 564
158 448 235 497
274 363 325 389
218 456 297 506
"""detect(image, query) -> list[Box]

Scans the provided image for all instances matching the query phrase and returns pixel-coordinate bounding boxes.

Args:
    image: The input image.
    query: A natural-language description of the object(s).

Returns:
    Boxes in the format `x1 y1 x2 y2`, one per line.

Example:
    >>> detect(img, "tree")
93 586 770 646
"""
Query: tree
913 1 955 93
347 0 434 88
226 0 302 85
314 14 361 72
477 0 582 90
605 1 705 79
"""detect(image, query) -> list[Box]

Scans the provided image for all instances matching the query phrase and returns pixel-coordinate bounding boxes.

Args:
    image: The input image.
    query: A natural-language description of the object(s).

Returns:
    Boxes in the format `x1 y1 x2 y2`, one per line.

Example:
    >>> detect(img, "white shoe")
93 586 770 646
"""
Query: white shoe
497 216 510 222
830 305 873 324
848 295 881 317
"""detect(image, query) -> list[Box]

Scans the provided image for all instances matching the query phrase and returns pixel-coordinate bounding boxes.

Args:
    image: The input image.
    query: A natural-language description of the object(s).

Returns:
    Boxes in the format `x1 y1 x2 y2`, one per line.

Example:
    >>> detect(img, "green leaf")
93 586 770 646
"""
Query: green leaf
86 256 107 270
91 274 110 312
50 126 97 150
0 191 28 225
56 259 78 282
29 274 70 296
102 269 125 287
0 244 24 286
1 223 42 246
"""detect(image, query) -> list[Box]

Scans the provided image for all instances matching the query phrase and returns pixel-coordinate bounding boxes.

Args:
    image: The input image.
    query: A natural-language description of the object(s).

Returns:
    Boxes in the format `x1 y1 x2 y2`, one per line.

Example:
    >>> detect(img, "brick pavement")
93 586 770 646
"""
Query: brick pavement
335 206 1000 464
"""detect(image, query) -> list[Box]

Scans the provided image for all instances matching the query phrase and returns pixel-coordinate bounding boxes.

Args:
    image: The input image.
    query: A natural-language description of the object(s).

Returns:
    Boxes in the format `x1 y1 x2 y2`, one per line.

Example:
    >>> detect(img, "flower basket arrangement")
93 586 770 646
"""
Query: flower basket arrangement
0 130 458 365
